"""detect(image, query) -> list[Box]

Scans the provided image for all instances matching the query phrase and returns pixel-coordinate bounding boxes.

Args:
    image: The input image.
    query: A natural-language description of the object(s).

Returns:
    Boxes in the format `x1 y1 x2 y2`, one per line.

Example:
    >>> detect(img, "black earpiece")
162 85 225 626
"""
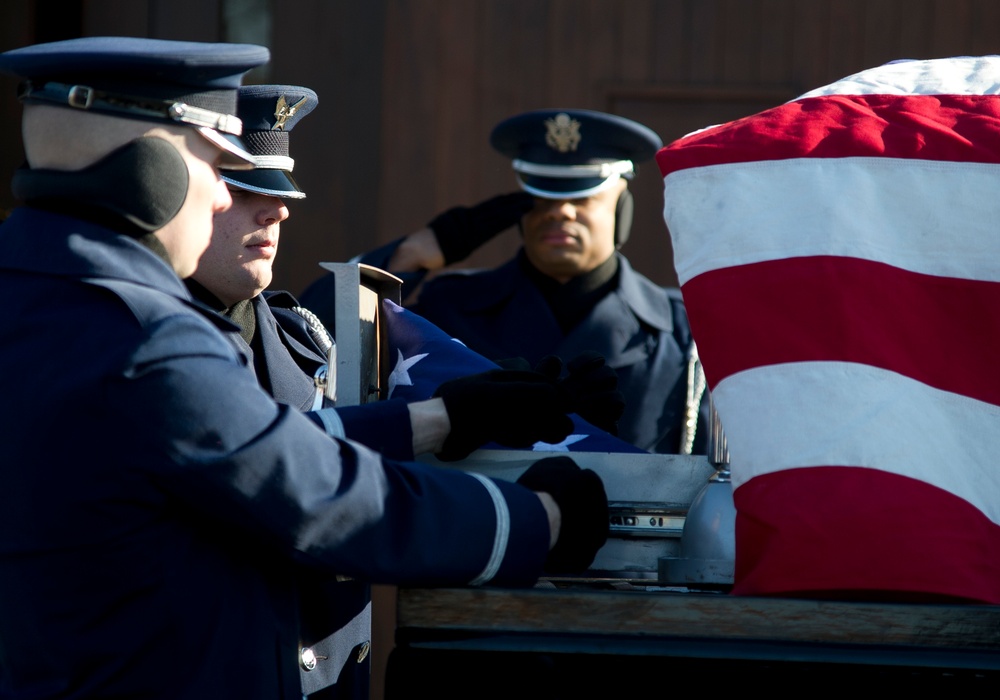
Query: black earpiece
12 136 190 233
614 187 633 248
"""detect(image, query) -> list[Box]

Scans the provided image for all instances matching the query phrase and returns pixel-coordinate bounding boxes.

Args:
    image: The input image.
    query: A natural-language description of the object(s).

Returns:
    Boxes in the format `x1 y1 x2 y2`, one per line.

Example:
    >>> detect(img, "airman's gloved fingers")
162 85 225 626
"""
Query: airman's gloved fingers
534 355 564 382
575 395 625 436
495 356 532 372
516 456 609 573
433 369 573 461
559 353 625 435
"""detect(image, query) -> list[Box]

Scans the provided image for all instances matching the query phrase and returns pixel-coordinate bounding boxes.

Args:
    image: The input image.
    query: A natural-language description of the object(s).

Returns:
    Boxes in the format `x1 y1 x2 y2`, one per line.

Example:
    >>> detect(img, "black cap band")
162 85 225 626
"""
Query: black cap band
19 80 243 135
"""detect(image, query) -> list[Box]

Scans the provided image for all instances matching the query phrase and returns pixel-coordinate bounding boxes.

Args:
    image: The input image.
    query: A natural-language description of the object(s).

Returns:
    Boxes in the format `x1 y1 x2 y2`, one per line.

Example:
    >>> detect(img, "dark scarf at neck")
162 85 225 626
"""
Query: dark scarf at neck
186 278 272 393
520 250 620 334
185 278 257 347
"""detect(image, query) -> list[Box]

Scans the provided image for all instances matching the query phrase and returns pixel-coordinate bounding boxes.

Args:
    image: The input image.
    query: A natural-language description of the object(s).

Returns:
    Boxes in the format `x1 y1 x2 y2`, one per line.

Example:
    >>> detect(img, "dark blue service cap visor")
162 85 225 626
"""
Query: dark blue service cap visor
513 158 634 199
223 168 305 199
18 80 255 169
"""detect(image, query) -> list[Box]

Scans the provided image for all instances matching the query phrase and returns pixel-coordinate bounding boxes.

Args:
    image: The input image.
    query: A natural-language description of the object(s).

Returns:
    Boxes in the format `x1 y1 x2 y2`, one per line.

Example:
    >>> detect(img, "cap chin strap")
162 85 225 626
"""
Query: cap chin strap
20 81 255 170
19 81 244 135
512 158 633 179
251 155 295 170
12 136 190 232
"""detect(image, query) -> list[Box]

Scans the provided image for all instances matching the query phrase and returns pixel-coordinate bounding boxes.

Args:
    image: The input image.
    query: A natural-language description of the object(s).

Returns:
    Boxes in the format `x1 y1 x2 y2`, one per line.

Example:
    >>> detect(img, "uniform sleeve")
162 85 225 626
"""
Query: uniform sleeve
110 313 549 587
305 399 415 461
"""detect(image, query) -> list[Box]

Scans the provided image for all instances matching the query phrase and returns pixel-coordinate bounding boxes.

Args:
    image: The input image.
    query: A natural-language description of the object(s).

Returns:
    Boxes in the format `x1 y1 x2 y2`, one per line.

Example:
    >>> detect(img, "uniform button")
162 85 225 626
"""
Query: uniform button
357 641 370 663
300 647 317 671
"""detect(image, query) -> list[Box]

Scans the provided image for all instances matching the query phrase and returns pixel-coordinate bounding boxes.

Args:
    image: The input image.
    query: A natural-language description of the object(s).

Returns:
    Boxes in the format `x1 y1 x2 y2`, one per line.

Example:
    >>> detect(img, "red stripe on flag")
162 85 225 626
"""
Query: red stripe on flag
733 467 1000 603
657 94 1000 176
683 256 1000 407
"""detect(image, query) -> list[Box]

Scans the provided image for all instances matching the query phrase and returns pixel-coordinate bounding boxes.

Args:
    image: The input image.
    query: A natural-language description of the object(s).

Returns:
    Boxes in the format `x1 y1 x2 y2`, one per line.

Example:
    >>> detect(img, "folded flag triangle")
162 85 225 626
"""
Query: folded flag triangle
382 299 645 454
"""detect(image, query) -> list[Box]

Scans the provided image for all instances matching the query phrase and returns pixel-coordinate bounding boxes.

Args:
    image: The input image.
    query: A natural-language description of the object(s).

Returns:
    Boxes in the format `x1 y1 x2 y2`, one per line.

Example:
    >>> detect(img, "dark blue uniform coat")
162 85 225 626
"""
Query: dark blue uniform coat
238 291 413 698
0 207 550 700
412 253 704 454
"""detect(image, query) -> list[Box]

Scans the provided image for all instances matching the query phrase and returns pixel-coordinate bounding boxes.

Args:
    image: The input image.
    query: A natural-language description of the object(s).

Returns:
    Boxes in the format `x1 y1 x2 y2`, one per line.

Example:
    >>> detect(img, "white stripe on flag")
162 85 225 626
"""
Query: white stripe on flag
798 56 1000 99
716 361 1000 524
664 157 1000 286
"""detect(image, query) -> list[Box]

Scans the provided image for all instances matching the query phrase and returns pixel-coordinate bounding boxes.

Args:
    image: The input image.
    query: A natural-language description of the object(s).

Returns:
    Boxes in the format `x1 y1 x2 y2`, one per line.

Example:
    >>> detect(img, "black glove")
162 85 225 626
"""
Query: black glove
428 191 536 265
560 352 625 436
516 456 609 573
494 356 533 371
433 368 574 461
504 354 625 436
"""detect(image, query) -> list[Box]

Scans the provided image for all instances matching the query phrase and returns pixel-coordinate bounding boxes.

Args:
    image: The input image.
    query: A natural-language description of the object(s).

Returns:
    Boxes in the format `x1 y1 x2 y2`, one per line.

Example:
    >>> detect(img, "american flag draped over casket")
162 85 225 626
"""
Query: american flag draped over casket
656 57 1000 603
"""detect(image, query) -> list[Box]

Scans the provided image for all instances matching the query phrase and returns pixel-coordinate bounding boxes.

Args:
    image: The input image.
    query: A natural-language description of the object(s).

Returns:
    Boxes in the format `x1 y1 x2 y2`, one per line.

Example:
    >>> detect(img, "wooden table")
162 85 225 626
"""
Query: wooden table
387 584 1000 696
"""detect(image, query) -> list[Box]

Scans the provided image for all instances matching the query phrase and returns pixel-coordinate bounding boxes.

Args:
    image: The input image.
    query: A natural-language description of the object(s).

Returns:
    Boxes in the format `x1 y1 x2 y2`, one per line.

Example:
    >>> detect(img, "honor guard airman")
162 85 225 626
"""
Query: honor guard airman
0 38 608 700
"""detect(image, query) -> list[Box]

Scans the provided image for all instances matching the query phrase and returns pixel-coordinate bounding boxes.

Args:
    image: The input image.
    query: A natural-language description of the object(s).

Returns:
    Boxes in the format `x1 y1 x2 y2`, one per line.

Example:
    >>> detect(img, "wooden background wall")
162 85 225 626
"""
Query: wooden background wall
2 2 1000 696
3 1 1000 296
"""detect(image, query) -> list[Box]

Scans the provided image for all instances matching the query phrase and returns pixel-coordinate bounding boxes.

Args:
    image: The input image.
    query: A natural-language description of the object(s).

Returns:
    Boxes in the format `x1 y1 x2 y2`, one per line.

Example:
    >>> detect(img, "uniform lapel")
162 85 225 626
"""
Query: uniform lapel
252 296 321 411
554 255 674 370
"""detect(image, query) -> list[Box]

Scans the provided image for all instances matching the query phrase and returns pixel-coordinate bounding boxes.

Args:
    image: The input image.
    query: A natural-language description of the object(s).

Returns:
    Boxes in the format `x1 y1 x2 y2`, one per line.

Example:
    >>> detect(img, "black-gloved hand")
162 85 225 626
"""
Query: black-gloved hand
560 352 625 436
506 354 625 436
429 191 536 265
433 368 574 461
493 356 532 371
516 456 609 573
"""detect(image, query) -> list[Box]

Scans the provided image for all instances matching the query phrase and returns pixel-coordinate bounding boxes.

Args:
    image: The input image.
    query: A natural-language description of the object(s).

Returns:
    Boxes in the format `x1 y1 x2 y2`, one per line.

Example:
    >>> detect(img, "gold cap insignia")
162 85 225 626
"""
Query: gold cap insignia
272 95 308 131
544 113 581 153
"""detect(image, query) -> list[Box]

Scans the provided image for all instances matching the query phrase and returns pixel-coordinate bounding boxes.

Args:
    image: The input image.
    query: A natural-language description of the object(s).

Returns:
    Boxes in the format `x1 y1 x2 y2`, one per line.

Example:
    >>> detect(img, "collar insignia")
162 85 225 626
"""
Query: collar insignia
272 95 308 131
544 113 581 153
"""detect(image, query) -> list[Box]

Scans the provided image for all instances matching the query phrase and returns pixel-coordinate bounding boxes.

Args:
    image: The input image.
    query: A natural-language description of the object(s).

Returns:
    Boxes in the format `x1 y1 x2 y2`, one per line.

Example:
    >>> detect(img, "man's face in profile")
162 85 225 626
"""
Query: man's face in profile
194 187 289 307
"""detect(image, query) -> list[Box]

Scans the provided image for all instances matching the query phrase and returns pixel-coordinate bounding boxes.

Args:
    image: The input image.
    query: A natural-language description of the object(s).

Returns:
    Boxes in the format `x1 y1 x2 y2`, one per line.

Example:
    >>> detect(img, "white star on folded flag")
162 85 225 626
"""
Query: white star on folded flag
386 349 427 399
532 434 588 452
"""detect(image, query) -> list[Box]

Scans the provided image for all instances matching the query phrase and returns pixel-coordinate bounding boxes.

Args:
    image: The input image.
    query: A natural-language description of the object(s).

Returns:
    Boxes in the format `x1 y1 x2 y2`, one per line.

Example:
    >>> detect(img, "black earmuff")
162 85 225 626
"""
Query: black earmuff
12 136 190 233
614 187 634 248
